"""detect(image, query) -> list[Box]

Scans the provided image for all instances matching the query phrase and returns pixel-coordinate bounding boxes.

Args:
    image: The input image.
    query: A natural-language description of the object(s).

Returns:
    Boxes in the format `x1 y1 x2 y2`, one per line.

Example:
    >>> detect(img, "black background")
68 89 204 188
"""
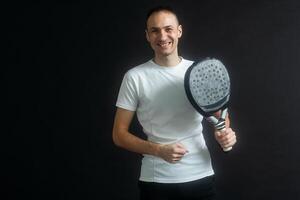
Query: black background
4 0 300 199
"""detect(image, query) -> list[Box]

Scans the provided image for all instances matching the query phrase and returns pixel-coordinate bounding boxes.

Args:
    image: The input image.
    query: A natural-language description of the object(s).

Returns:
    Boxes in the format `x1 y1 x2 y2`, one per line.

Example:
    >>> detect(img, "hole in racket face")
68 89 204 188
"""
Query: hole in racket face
189 59 230 111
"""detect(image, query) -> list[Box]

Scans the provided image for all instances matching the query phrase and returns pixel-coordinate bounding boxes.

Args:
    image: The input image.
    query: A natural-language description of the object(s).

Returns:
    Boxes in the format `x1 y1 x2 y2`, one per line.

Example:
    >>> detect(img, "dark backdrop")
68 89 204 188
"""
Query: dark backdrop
4 0 300 199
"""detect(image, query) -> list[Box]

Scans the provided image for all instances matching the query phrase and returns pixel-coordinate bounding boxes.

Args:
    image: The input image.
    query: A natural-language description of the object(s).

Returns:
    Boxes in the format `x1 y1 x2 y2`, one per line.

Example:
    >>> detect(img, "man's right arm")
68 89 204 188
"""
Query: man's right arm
112 108 188 163
112 107 161 156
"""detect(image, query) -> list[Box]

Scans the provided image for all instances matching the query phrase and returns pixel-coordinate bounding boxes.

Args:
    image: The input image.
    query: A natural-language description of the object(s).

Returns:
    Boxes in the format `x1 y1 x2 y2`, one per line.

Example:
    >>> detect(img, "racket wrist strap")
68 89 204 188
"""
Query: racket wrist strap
207 116 218 125
221 108 228 120
215 119 226 130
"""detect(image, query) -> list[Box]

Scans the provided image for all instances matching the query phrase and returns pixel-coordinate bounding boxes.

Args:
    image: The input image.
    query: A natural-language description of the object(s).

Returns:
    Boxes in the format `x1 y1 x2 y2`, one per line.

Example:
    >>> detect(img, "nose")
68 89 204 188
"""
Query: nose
158 30 168 40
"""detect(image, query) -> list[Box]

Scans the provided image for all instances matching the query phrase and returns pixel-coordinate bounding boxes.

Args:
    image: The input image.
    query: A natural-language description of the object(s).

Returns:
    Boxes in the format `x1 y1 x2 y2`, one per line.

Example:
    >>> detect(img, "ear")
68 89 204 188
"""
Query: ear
145 29 150 42
178 25 183 38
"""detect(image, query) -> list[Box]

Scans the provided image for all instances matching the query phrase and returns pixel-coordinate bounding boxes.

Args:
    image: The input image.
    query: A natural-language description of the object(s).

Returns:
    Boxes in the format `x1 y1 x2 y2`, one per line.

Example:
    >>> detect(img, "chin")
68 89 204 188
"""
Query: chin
156 49 174 56
162 51 175 57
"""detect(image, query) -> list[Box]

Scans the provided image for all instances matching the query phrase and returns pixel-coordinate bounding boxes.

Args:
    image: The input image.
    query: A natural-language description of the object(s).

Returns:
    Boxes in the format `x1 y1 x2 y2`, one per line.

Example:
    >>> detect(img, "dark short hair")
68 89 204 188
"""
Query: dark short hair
146 5 180 28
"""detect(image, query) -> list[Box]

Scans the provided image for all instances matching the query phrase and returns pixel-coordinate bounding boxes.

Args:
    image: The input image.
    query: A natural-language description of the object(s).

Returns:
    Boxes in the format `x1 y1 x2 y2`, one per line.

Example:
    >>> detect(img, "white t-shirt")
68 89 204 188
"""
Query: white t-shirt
116 58 214 183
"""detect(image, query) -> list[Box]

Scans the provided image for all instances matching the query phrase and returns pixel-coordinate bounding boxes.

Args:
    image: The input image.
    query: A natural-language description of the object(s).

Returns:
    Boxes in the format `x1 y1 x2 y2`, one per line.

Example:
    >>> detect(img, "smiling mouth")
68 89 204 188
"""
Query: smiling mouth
158 41 172 48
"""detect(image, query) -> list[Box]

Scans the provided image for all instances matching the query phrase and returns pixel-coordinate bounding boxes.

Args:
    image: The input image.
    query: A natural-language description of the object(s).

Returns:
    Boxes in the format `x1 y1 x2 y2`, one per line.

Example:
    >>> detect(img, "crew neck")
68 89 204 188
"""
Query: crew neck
150 57 185 71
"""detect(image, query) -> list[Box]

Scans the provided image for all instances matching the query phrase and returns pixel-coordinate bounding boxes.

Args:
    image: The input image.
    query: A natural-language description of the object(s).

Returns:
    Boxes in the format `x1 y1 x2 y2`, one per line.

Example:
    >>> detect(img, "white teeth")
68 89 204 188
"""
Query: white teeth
158 42 171 47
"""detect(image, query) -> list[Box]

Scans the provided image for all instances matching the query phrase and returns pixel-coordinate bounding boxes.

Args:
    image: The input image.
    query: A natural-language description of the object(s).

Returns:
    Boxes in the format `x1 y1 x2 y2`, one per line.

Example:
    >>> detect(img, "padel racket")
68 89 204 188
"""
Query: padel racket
184 58 232 152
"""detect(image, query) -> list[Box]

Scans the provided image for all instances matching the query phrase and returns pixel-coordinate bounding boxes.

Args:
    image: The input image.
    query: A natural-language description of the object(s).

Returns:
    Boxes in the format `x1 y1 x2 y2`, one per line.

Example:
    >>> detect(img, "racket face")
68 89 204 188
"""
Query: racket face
184 58 230 115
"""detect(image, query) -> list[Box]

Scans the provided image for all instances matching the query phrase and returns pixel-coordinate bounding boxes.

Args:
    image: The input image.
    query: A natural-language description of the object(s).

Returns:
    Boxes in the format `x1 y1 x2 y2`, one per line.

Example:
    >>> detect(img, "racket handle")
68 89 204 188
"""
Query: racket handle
223 146 232 152
220 128 233 152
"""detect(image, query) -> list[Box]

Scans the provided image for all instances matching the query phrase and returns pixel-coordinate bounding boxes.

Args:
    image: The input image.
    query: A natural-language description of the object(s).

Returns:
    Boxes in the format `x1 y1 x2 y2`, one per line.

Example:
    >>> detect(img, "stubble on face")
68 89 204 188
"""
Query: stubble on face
146 11 182 63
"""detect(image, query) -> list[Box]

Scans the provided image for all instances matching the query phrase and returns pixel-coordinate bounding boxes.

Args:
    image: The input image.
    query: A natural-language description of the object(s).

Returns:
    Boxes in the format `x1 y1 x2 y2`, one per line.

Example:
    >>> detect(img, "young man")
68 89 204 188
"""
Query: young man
112 6 237 200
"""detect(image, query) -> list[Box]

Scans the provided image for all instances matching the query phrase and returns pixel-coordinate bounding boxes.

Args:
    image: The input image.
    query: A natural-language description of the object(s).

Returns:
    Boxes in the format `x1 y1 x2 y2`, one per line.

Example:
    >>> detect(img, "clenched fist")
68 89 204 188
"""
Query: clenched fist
157 143 189 163
215 128 237 151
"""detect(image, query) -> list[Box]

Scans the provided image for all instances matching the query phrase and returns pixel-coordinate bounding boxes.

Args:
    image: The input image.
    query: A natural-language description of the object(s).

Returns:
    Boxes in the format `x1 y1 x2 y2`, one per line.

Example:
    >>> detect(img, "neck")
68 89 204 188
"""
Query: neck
153 53 181 67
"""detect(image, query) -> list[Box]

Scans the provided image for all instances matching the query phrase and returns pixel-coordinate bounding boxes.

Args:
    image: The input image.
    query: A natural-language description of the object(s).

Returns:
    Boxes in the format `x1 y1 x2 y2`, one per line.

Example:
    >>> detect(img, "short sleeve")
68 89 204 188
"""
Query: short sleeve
116 72 139 111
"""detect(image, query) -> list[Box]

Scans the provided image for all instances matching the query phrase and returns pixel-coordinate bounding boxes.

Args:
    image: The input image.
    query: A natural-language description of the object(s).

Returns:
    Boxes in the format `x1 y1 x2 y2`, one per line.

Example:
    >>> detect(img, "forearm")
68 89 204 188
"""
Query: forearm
113 129 161 157
225 113 230 128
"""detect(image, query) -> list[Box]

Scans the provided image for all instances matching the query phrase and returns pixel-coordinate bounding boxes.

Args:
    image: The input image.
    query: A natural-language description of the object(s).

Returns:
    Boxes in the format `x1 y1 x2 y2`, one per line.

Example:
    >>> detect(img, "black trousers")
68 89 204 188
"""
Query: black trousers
138 175 216 200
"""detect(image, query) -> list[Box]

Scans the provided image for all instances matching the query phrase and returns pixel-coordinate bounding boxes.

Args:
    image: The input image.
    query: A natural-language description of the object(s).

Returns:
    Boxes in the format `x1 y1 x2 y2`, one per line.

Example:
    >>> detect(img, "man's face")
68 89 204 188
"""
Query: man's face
146 11 182 58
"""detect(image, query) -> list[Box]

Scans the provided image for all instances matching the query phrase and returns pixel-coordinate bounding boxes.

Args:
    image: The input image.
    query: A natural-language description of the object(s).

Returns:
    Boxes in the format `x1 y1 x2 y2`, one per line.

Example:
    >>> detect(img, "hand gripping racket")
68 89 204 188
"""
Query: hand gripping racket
184 58 232 152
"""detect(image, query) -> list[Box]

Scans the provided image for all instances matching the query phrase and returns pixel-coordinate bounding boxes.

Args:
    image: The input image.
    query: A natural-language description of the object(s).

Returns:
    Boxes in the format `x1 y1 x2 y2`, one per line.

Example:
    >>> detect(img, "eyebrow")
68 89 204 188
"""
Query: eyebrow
149 25 174 30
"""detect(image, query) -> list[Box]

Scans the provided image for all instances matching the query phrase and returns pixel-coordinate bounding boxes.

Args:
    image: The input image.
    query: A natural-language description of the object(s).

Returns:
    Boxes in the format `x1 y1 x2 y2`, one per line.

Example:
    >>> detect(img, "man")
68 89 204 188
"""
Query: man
112 6 237 200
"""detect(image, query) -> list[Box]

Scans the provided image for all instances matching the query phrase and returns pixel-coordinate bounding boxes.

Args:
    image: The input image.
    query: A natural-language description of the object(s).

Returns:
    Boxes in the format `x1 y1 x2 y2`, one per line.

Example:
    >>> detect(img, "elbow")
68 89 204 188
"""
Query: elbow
112 130 122 147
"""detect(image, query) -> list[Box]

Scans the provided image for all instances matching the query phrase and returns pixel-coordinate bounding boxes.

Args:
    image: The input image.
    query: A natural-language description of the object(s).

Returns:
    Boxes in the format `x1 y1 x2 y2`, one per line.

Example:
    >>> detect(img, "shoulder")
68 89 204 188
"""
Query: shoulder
182 58 194 67
125 60 156 79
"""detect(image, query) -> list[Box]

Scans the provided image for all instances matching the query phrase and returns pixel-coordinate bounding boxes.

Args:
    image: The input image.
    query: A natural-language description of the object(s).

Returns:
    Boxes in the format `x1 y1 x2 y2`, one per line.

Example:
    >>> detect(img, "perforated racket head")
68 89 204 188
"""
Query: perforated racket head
184 58 230 116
